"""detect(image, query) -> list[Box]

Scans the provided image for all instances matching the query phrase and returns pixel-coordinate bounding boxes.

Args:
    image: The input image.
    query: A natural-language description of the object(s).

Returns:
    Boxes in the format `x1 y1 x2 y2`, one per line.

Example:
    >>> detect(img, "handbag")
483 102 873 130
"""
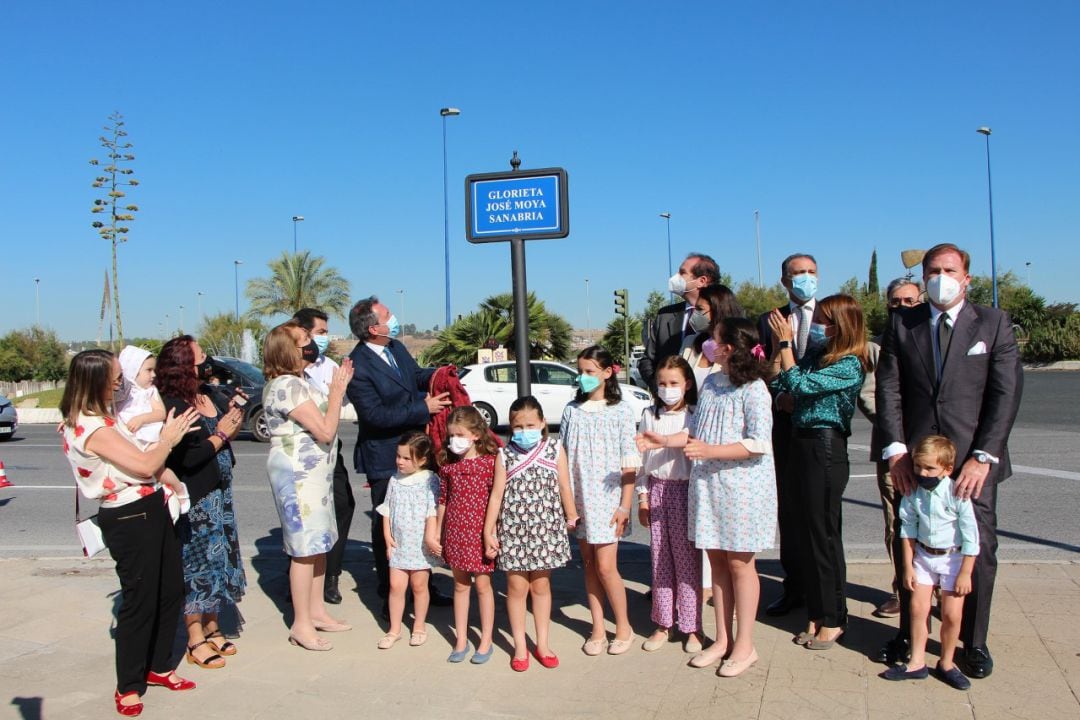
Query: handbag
75 489 107 558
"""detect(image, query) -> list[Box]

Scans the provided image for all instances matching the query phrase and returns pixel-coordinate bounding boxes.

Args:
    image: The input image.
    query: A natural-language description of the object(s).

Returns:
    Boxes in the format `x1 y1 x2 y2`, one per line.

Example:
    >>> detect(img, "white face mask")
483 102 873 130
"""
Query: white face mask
668 273 687 295
926 274 962 306
448 436 474 456
657 387 684 407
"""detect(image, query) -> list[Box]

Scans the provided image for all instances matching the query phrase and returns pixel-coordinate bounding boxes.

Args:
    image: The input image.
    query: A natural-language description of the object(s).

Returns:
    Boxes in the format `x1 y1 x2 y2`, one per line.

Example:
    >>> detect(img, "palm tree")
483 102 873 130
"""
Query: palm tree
245 251 351 320
420 292 573 366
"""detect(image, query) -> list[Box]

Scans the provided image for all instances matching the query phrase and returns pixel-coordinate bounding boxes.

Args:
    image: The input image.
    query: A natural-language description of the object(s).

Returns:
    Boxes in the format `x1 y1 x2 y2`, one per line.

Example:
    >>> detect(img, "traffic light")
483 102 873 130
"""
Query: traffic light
613 289 629 318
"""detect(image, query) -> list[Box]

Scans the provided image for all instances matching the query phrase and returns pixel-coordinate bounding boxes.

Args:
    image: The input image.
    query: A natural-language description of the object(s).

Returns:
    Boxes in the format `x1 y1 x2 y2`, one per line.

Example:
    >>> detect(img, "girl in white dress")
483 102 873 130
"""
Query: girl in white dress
560 346 641 657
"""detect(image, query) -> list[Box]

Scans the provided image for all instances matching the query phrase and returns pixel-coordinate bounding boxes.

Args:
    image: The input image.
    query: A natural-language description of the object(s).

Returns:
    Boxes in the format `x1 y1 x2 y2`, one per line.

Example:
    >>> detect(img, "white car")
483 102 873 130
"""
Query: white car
458 361 653 428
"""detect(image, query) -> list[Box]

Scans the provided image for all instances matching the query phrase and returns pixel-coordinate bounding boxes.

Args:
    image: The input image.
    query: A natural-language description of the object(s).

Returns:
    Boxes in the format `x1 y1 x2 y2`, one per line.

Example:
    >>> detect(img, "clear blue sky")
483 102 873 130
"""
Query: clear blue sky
4 1 1078 341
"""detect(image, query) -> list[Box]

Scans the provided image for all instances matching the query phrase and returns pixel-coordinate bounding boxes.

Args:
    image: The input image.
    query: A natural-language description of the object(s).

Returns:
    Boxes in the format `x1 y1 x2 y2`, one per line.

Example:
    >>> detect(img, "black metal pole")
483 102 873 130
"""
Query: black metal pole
511 237 531 397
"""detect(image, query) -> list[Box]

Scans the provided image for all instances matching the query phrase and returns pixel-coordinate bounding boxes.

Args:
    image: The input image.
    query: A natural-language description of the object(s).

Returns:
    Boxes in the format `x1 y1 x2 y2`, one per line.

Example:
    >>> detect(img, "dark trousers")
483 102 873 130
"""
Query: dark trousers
772 410 803 597
791 428 849 627
369 475 391 596
325 445 355 579
895 476 999 648
98 490 184 695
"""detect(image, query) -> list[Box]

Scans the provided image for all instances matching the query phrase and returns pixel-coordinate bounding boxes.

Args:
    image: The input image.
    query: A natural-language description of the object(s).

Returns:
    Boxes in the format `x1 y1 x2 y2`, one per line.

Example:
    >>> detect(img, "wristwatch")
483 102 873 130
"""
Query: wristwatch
778 340 792 350
974 451 993 464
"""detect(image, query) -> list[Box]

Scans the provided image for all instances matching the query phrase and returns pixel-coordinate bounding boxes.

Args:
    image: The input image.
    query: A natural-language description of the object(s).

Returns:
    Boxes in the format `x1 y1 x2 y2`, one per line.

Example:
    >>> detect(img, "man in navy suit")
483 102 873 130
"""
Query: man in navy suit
874 243 1022 680
346 296 452 613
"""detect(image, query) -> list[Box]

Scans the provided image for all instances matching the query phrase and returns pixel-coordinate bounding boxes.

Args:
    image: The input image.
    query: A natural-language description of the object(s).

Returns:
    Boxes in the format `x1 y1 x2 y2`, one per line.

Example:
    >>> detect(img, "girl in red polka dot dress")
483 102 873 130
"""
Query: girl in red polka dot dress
433 407 500 664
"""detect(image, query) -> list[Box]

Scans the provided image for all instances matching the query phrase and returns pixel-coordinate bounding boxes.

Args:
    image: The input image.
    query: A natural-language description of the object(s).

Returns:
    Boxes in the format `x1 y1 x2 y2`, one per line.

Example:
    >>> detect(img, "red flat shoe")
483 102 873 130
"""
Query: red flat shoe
532 648 559 669
114 690 143 717
146 670 196 691
510 655 530 672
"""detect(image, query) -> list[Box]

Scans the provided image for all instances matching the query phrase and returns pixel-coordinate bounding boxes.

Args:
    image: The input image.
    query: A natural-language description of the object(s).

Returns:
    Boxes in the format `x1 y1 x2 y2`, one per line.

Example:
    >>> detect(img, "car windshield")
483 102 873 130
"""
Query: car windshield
214 357 265 385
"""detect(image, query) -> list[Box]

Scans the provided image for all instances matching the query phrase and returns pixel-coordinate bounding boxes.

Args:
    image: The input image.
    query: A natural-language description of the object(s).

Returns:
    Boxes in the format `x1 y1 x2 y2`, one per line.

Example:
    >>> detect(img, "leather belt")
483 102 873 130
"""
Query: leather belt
918 541 960 556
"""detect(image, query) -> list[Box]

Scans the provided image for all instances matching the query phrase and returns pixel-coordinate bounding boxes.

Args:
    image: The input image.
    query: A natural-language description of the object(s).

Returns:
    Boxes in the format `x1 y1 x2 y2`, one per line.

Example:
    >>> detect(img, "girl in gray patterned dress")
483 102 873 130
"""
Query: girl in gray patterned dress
375 431 441 650
484 397 579 671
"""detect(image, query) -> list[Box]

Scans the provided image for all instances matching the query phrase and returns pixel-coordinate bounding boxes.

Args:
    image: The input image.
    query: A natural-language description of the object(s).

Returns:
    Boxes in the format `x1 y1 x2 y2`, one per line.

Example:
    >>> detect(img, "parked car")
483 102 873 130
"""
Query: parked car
0 394 17 441
207 356 269 442
458 361 653 429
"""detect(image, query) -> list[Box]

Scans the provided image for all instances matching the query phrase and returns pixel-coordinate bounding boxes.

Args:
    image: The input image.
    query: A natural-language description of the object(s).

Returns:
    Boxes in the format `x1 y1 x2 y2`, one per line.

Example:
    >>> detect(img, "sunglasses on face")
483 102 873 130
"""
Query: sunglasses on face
888 296 920 308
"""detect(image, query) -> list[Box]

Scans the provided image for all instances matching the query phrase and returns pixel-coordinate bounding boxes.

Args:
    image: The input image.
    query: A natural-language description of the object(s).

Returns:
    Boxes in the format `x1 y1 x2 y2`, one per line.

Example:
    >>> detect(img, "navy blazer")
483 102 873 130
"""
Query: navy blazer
345 339 435 480
640 301 689 388
875 301 1023 482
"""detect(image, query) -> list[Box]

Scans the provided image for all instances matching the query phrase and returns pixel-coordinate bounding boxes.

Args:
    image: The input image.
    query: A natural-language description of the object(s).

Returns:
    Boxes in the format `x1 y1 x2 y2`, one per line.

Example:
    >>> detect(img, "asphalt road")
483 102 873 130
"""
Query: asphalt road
1 371 1077 564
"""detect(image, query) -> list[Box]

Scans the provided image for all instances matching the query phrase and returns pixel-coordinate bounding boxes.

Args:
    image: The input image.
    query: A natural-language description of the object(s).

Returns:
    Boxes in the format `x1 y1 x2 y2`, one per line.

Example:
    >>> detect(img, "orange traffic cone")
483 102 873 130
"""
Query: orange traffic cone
0 461 11 489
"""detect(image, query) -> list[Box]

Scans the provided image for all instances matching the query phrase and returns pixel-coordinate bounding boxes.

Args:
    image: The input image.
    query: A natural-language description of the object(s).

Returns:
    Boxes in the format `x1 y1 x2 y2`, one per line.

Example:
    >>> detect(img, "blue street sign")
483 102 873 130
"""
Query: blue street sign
465 167 570 243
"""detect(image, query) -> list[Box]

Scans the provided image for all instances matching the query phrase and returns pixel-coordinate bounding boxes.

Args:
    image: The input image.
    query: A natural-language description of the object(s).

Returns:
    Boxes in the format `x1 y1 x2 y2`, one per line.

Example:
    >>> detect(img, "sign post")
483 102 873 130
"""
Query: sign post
466 153 569 398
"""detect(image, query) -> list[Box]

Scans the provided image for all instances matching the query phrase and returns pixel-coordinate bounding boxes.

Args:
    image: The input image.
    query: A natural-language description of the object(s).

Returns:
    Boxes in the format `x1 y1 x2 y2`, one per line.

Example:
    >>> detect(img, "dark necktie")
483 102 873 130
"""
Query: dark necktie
936 315 953 380
683 306 694 337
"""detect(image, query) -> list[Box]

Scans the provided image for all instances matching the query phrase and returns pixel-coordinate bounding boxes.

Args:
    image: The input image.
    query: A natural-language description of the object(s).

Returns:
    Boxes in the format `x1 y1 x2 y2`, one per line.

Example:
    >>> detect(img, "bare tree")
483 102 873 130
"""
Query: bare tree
90 112 140 345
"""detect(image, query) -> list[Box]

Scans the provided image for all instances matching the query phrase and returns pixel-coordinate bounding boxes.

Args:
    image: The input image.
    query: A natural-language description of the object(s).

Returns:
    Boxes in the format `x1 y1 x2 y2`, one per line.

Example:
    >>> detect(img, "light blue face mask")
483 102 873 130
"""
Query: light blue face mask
790 273 818 302
577 374 602 394
511 429 543 449
808 322 829 349
313 335 330 355
385 315 401 338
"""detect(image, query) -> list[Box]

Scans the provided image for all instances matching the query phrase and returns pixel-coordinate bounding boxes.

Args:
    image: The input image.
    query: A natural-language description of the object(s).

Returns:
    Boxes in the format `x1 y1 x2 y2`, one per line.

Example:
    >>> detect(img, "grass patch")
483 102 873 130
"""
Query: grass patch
14 387 65 408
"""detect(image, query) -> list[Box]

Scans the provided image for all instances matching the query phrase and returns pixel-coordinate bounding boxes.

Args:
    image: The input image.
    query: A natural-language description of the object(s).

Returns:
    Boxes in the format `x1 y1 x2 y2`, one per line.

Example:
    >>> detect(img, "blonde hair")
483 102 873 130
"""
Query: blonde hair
817 294 869 371
912 435 957 472
263 321 306 380
60 350 115 427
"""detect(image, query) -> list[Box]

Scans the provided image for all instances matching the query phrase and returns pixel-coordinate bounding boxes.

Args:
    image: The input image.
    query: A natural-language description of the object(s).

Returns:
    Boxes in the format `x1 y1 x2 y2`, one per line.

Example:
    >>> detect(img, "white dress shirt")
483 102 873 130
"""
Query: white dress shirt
304 354 339 396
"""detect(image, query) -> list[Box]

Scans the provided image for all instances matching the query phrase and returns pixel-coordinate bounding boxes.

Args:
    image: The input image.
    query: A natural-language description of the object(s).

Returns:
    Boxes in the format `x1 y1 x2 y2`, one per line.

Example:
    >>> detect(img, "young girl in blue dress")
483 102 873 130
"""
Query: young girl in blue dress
375 431 441 650
484 396 578 671
560 346 641 657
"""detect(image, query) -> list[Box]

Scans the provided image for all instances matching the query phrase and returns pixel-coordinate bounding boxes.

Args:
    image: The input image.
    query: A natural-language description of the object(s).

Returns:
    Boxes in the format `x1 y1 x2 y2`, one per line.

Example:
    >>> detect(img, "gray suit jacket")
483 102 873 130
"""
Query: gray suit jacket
639 302 688 389
875 301 1022 482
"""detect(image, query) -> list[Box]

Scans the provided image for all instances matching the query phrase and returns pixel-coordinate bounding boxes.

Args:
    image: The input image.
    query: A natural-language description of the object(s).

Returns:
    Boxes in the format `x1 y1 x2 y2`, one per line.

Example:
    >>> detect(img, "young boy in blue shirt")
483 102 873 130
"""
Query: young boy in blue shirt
882 435 979 690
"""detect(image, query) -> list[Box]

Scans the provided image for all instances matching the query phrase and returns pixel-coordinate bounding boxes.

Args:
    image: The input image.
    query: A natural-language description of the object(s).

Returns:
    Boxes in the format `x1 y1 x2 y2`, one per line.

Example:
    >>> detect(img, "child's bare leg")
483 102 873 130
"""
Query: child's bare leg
697 550 731 663
475 572 495 653
938 591 964 671
506 572 530 659
594 542 630 639
531 571 554 656
728 551 759 660
409 570 430 634
387 568 409 636
452 569 473 652
908 583 934 671
579 542 607 640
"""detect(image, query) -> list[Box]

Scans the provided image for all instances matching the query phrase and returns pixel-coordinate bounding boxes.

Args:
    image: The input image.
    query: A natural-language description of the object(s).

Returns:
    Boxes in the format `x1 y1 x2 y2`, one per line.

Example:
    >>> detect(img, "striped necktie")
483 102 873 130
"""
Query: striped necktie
383 347 402 379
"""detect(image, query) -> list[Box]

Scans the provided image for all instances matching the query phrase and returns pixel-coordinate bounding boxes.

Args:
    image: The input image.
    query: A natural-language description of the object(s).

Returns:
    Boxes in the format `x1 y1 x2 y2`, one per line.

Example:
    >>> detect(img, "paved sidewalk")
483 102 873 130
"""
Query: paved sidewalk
1 556 1078 719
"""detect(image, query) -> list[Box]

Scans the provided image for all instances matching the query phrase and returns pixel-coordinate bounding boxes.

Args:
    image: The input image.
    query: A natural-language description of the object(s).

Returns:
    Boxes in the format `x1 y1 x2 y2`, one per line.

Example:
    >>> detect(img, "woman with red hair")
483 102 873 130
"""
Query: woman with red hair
156 336 248 670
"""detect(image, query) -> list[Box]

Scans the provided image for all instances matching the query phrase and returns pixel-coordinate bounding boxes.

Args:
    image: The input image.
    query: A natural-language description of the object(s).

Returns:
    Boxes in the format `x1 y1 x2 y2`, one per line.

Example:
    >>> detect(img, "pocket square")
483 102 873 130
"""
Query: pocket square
967 341 988 356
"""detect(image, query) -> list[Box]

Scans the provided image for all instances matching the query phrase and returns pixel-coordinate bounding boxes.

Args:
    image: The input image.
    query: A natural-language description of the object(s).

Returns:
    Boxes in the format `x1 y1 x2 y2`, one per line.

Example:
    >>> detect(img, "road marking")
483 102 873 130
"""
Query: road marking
1 485 270 492
850 444 1080 482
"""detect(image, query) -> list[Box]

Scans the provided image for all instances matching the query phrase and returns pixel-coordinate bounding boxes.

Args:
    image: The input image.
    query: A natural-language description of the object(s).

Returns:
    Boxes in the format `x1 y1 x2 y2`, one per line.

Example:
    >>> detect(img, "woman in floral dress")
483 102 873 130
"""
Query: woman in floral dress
262 321 354 651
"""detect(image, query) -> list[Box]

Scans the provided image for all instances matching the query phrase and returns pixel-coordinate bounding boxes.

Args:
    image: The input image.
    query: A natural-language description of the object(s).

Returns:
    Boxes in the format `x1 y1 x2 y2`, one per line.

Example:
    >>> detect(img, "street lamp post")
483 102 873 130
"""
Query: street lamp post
197 291 203 321
754 209 764 287
397 289 407 338
292 215 304 254
233 260 243 320
1025 261 1032 287
179 305 185 332
659 213 672 278
977 127 998 308
34 278 40 326
440 107 461 328
585 278 591 338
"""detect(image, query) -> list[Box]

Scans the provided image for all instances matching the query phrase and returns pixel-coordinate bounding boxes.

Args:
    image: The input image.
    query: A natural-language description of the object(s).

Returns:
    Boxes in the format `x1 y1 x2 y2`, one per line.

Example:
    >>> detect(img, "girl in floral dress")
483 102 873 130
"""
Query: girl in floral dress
646 318 775 677
434 406 500 664
375 431 441 650
560 345 641 657
484 396 579 671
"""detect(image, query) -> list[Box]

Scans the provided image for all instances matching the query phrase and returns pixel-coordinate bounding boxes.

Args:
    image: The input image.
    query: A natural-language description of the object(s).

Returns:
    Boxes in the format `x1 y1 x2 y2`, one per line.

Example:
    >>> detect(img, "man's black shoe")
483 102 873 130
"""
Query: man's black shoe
873 635 912 665
429 585 453 607
324 574 342 605
765 593 804 617
959 646 993 679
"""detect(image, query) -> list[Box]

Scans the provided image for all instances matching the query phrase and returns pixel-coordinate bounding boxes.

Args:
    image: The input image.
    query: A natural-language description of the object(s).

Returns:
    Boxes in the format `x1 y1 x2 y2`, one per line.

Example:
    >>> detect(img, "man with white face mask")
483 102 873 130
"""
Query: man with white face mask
757 253 818 617
639 253 720 389
875 243 1022 681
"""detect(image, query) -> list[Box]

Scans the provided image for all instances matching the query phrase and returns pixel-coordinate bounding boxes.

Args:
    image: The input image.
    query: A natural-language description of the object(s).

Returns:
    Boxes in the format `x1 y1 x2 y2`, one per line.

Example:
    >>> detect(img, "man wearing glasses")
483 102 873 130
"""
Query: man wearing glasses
857 278 923 619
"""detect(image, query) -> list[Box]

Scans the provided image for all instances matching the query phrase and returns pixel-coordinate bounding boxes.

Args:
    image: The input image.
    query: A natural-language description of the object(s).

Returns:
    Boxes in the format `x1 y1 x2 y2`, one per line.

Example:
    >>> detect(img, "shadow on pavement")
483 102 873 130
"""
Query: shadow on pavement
10 697 42 720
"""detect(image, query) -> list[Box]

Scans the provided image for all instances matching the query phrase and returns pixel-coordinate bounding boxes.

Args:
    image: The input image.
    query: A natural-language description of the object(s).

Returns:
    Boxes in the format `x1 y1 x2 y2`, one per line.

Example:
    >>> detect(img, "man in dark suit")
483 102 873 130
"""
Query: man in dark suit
639 252 720 389
875 243 1022 680
757 252 819 616
346 296 453 614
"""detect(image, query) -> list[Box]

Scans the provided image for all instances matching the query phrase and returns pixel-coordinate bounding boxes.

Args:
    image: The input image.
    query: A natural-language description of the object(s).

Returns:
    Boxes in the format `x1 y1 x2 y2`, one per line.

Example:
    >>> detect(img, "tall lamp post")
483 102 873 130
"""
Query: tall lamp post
292 215 304 254
659 212 672 278
585 278 591 337
397 288 407 338
233 260 243 320
440 107 460 328
34 277 40 326
197 291 204 321
977 126 998 308
179 305 185 332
